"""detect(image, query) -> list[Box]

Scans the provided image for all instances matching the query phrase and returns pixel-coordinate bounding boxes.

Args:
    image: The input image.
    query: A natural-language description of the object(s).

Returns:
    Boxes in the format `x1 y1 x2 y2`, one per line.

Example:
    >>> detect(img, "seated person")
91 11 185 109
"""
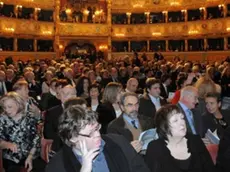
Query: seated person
202 92 230 138
145 104 215 172
0 92 45 172
216 126 230 172
46 105 150 172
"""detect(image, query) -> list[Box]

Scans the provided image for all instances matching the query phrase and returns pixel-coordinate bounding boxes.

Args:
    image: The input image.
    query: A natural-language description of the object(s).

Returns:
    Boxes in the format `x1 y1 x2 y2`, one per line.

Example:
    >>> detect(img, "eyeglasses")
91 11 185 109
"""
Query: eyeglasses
78 124 101 138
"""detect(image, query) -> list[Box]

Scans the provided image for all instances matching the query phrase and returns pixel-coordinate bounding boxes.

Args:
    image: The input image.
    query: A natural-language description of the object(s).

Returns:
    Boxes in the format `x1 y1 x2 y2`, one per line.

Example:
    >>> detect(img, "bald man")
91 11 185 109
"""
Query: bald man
125 78 139 93
178 86 203 137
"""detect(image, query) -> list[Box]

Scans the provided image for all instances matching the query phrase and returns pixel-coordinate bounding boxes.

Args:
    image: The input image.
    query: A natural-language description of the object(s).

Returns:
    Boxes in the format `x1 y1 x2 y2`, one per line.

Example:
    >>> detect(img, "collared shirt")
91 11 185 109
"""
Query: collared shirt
123 114 139 129
73 140 109 172
149 94 161 111
179 102 197 134
163 83 168 94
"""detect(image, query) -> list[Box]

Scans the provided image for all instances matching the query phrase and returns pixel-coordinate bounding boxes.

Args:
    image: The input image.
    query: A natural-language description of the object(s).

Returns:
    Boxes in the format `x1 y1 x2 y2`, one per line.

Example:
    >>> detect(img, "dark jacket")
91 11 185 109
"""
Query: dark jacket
202 110 230 138
39 92 61 111
139 94 167 119
145 134 215 172
45 134 150 172
177 103 203 137
216 126 230 172
107 114 154 142
43 105 63 151
96 102 116 134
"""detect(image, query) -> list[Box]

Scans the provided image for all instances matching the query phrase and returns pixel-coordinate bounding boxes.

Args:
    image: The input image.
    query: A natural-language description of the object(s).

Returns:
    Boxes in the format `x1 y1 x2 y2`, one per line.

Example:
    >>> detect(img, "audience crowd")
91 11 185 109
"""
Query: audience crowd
0 53 230 172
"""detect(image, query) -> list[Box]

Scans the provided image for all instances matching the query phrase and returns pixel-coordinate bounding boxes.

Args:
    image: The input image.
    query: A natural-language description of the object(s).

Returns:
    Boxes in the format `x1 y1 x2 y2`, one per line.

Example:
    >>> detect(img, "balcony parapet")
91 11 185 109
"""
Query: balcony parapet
0 17 54 37
0 0 54 10
112 18 230 39
59 23 109 37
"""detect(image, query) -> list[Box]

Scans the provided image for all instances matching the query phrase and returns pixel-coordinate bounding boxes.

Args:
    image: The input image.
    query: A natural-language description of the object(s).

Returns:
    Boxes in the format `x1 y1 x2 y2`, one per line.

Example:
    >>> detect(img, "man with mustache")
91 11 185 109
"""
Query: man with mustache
108 92 154 153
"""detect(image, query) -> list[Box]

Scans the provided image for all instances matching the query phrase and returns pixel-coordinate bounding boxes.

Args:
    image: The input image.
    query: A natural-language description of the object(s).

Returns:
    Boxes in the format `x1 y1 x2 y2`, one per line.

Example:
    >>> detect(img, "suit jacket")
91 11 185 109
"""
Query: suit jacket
43 105 63 151
139 94 167 120
160 83 168 99
107 114 154 142
177 103 203 137
145 134 215 172
217 126 230 172
39 92 61 111
45 134 150 172
96 102 116 134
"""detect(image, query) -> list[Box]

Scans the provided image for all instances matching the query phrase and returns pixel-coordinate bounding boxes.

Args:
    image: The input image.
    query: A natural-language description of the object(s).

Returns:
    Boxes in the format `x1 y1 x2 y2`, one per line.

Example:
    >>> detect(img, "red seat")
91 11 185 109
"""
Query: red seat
41 138 53 163
206 144 219 164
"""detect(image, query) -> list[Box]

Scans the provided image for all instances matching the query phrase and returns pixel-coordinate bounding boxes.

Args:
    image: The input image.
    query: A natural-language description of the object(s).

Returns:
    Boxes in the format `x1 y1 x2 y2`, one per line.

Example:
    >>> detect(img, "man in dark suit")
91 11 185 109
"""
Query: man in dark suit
24 71 41 99
108 92 154 153
46 105 150 172
5 68 17 92
160 73 172 99
0 70 7 96
43 81 76 152
177 86 203 137
39 78 61 111
139 78 167 119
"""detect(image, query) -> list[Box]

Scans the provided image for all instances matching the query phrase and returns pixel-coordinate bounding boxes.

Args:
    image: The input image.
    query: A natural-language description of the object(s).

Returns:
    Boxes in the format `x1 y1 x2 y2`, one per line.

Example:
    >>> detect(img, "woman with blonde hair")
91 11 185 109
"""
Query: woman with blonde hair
97 82 123 134
0 92 45 172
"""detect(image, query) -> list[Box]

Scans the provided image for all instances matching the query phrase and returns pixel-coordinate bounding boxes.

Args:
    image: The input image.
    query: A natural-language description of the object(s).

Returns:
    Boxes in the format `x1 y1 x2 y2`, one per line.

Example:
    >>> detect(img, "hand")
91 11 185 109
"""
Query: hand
25 155 33 172
6 142 18 153
30 104 41 116
79 140 100 172
131 140 143 153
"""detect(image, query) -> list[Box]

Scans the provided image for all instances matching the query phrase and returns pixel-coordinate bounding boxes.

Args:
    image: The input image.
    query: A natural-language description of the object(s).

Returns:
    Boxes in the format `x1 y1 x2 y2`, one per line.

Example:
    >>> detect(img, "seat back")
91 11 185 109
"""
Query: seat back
206 144 219 164
41 138 53 163
0 149 3 172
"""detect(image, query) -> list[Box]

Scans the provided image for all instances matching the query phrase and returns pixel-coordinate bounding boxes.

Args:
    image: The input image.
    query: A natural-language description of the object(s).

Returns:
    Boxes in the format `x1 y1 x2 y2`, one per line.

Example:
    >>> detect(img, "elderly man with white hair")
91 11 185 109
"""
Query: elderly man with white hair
177 86 203 137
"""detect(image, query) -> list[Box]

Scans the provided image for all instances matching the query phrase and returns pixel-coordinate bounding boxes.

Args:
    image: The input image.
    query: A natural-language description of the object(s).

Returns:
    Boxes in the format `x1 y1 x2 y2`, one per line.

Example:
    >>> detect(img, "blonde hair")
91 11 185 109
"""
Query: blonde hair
0 92 25 114
194 76 217 98
13 80 28 91
102 82 122 104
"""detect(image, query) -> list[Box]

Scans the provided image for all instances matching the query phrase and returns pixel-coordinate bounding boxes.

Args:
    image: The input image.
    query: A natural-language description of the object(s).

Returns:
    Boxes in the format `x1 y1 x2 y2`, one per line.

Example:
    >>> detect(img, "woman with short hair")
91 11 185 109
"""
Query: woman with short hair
0 92 45 172
145 104 215 172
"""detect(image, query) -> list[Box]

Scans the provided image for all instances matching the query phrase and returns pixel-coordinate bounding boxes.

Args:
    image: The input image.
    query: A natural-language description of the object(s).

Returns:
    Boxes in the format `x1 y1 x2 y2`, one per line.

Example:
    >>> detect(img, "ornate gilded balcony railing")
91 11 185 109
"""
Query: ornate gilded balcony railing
0 17 54 37
0 0 54 10
112 18 230 39
112 0 230 13
58 23 109 37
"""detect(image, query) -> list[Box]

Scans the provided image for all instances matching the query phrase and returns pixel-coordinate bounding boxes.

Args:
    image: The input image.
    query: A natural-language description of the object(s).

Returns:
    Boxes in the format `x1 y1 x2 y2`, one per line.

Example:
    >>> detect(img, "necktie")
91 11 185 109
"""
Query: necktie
131 120 138 129
187 109 197 134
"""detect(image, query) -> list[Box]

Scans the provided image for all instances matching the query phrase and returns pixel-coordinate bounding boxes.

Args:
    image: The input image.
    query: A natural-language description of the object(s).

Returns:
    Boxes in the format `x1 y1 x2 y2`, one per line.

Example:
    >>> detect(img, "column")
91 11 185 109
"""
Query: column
34 8 40 21
224 37 228 50
13 38 18 51
147 40 150 52
166 40 169 51
163 11 168 23
126 13 131 24
145 12 150 24
223 4 227 17
185 39 188 51
128 41 131 52
184 10 188 22
204 38 208 50
107 0 112 60
203 8 207 20
34 39 37 52
54 0 60 58
14 6 18 18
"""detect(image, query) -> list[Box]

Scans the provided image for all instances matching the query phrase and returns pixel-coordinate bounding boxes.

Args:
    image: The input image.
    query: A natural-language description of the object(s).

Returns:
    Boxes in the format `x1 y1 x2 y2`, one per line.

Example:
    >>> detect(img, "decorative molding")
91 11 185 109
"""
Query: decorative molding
0 0 54 10
112 18 230 39
112 0 229 13
59 23 109 37
0 17 54 37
